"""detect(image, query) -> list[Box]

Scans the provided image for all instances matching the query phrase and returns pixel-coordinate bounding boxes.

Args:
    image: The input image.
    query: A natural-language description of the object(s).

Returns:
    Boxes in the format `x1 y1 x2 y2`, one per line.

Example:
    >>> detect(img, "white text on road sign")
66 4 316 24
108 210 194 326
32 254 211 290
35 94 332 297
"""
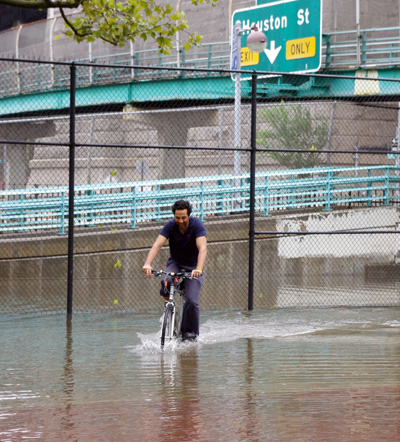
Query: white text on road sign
297 8 310 25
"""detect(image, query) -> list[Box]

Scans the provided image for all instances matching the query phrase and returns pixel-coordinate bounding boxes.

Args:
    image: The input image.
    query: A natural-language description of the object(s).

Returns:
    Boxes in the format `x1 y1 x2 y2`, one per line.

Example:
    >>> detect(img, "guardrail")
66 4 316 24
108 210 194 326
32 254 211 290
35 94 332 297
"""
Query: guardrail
1 165 399 235
0 41 233 97
2 26 400 98
323 26 400 69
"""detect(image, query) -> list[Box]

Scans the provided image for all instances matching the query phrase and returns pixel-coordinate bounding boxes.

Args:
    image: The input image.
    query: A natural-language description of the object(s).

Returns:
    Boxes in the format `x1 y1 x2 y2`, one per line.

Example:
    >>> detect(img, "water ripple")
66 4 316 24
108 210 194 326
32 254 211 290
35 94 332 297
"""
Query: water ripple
0 308 399 441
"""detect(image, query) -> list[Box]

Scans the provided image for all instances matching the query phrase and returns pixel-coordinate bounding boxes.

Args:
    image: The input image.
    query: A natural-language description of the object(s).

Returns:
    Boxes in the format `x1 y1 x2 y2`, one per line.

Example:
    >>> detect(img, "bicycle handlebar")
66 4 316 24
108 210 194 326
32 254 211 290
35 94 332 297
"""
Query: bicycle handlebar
151 269 193 279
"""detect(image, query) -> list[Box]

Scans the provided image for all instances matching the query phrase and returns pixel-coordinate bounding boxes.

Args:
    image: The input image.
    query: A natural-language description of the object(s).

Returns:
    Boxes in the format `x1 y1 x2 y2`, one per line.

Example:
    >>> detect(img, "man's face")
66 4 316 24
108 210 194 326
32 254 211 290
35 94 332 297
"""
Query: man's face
174 209 190 231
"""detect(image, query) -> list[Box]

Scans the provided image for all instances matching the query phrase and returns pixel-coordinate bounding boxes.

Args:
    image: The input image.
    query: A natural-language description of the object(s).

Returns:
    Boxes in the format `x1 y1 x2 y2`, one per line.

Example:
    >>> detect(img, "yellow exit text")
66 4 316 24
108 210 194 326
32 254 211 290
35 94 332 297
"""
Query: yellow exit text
241 47 259 66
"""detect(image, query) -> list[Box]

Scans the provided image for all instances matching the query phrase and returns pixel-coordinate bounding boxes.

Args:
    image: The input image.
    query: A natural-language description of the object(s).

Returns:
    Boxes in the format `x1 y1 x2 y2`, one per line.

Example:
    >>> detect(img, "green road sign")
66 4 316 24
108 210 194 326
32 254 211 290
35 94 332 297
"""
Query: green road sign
232 0 322 77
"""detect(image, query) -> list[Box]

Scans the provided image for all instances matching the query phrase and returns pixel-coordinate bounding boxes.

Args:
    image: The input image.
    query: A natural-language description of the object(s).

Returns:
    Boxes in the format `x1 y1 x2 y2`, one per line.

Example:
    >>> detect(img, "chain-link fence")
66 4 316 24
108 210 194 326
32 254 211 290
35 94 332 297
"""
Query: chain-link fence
0 58 399 315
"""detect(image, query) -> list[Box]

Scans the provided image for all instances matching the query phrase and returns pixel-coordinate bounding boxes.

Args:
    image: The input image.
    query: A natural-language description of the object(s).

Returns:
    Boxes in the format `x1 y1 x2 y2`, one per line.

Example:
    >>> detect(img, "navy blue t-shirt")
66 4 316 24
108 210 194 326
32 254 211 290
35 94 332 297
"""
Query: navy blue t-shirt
160 216 207 268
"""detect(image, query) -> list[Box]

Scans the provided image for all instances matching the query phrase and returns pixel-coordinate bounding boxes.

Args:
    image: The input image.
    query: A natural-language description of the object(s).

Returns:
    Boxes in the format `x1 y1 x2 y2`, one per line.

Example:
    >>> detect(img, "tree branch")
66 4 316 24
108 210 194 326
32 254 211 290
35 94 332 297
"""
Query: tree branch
0 0 81 9
59 7 89 36
60 7 118 45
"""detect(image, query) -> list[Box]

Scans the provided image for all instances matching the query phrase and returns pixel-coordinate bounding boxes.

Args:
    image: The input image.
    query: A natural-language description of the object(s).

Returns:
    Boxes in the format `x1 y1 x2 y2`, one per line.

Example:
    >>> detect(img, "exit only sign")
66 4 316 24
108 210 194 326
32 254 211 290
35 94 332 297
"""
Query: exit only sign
232 0 322 76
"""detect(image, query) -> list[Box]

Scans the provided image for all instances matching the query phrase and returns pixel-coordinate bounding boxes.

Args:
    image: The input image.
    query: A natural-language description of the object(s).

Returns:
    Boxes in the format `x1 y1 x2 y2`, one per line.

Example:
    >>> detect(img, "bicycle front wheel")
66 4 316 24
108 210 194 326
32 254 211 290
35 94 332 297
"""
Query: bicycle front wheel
161 305 174 349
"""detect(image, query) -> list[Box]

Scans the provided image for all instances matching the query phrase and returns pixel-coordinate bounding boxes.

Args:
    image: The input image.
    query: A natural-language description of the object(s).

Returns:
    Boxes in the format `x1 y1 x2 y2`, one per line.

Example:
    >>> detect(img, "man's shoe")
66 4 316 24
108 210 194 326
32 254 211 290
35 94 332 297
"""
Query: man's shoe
181 332 198 342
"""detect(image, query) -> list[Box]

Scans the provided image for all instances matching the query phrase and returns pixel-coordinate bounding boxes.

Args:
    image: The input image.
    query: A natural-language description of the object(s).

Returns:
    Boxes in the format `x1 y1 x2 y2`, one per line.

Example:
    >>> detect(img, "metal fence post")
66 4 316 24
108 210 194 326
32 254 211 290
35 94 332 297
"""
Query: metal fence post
248 72 257 311
67 63 76 315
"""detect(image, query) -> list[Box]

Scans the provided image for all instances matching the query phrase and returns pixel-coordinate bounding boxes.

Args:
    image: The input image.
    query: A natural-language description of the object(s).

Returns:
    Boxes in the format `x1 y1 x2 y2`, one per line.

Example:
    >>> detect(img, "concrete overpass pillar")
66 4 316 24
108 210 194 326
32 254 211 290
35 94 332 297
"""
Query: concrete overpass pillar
0 120 56 190
6 144 27 189
157 121 188 181
123 106 219 182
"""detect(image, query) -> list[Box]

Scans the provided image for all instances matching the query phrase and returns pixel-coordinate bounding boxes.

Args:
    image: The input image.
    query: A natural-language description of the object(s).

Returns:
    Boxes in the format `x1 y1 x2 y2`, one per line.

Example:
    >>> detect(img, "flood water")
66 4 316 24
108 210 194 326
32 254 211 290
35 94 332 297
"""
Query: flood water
1 308 399 442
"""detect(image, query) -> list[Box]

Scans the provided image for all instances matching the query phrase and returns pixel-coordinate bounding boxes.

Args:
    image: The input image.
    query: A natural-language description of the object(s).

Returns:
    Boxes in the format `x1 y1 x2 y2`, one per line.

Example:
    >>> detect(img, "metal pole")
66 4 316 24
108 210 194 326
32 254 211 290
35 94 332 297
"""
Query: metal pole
67 63 76 315
354 142 359 175
356 0 361 67
49 17 57 87
218 109 224 175
234 21 242 207
130 41 135 80
326 101 336 167
88 115 95 184
89 42 93 84
3 144 6 188
248 72 257 311
176 31 181 69
16 25 22 94
395 102 400 203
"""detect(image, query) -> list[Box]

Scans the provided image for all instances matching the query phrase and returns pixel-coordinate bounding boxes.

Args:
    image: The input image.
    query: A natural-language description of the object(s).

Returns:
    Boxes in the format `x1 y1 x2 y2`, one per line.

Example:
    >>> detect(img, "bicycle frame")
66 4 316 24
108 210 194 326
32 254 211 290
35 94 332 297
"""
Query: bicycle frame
152 270 191 349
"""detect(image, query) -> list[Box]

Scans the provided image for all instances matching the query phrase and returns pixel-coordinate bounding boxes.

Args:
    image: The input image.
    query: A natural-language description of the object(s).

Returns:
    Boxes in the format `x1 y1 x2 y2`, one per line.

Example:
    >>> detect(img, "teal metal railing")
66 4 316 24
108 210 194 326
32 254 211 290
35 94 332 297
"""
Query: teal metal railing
2 27 400 98
323 26 400 69
1 165 399 235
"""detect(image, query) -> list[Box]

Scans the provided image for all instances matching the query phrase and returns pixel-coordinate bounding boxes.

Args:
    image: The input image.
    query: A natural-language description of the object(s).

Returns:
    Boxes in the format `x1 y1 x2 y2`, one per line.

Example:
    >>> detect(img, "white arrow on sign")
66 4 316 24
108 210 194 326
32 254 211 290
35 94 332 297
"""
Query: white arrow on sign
264 41 282 64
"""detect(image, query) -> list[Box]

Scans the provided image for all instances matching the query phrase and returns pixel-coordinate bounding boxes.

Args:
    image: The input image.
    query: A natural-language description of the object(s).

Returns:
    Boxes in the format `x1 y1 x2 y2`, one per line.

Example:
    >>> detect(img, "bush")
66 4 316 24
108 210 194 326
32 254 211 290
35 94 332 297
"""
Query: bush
257 103 329 170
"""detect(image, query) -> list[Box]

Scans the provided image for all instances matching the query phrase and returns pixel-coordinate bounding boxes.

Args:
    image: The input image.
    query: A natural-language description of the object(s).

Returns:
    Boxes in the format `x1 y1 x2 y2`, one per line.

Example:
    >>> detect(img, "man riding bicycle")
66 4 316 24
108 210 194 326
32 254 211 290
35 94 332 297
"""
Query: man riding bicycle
142 200 207 342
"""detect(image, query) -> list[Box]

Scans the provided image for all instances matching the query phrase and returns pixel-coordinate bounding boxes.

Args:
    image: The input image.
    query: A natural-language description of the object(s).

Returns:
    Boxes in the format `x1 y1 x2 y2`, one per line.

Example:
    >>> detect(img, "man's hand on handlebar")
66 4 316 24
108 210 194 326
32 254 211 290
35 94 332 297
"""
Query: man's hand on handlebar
143 268 201 279
142 264 153 279
191 269 203 279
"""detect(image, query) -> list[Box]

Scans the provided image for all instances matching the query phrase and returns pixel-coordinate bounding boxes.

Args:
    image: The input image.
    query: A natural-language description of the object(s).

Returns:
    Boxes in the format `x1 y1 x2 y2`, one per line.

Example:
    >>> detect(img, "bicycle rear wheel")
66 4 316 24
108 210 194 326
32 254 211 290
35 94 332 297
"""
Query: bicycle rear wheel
161 305 174 349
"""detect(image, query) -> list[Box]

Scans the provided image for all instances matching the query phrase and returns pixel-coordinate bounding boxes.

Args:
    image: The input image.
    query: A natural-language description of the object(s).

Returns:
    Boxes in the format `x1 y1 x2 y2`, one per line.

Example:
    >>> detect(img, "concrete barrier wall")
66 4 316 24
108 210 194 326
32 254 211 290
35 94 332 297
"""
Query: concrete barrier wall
0 206 399 314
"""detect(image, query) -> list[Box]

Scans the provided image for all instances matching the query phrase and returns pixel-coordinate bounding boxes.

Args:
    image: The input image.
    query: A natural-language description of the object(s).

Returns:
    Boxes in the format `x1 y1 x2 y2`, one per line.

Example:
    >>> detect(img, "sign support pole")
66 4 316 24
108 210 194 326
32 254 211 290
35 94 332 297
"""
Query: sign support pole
234 20 242 208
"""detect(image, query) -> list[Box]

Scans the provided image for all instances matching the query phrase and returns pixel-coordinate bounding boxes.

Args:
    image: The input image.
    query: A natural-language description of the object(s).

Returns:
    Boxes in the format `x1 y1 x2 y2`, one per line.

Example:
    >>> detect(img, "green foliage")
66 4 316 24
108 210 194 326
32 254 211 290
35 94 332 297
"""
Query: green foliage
2 0 217 53
257 103 329 170
61 0 217 54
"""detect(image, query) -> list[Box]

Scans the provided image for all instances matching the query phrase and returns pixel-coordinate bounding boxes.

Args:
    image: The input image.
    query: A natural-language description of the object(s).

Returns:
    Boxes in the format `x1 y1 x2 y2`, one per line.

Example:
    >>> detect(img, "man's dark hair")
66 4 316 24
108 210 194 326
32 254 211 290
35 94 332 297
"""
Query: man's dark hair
172 200 192 215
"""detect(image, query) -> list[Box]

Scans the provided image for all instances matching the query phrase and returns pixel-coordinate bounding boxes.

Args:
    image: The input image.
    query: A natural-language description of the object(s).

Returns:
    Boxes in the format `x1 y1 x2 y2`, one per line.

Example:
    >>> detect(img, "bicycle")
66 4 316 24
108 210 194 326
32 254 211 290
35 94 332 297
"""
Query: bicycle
152 269 192 349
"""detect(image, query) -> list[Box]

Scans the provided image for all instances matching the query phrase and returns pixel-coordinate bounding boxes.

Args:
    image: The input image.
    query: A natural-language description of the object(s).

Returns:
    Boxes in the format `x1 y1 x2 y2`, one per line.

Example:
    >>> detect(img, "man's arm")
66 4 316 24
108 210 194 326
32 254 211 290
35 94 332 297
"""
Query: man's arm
192 235 207 278
142 234 168 278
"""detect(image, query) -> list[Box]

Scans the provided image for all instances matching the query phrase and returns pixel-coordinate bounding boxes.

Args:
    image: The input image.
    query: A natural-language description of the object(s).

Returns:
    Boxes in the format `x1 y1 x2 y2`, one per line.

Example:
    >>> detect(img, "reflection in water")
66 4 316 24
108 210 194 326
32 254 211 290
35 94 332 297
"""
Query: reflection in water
159 348 202 442
59 315 77 441
243 339 257 442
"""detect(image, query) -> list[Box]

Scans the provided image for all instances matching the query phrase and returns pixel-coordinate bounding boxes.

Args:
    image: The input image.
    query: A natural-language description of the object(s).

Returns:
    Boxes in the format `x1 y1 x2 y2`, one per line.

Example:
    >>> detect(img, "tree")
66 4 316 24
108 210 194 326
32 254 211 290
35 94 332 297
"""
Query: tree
257 103 329 170
0 0 217 54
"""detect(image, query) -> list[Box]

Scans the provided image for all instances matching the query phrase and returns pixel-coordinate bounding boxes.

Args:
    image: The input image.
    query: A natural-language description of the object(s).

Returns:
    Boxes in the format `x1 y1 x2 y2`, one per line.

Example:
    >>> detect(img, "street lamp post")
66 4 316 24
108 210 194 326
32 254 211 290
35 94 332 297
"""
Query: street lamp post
232 21 267 209
233 20 243 209
231 21 267 309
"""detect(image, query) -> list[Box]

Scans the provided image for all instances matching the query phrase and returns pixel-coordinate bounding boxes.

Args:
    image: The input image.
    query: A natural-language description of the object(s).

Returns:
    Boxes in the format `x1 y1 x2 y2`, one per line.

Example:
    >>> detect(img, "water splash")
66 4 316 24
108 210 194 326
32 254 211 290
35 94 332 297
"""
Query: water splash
131 309 333 354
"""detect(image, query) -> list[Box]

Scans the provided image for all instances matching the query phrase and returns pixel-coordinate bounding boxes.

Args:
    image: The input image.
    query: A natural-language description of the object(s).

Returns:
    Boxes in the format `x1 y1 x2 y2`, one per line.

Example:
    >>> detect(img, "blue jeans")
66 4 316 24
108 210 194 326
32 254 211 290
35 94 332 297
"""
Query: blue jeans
161 261 204 337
